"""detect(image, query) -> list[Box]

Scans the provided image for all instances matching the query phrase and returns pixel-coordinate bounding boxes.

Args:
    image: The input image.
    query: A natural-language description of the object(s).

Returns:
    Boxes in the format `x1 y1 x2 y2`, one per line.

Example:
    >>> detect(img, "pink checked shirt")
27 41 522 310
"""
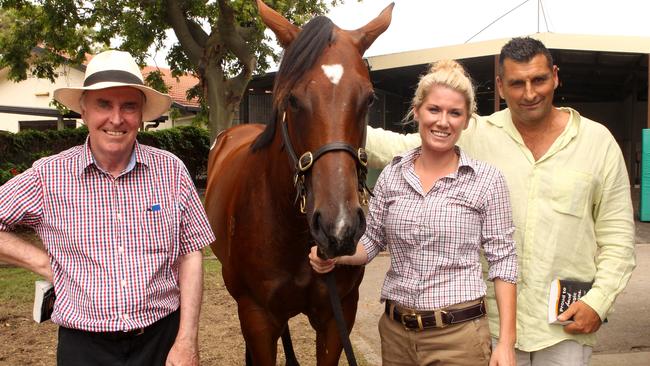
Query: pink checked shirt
362 147 517 310
0 140 215 332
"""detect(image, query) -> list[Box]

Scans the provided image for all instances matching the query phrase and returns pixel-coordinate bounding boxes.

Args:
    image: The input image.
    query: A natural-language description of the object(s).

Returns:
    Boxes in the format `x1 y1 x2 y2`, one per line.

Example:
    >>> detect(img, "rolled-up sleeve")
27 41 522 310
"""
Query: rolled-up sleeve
0 169 43 231
481 170 518 283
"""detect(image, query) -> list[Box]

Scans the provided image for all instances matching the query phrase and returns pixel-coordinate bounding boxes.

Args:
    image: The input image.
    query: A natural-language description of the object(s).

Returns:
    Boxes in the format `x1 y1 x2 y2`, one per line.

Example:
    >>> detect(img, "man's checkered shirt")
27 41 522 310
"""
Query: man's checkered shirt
0 140 215 332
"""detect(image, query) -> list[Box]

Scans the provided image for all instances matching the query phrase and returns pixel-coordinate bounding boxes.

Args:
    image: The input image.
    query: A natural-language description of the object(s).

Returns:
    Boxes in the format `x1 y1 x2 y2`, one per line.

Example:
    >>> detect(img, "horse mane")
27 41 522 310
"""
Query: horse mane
251 16 335 152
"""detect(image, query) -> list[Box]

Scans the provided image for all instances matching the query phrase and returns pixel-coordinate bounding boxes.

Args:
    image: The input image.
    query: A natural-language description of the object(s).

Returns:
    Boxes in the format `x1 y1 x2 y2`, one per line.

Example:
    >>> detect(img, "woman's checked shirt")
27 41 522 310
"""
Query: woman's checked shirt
362 146 517 310
0 140 215 332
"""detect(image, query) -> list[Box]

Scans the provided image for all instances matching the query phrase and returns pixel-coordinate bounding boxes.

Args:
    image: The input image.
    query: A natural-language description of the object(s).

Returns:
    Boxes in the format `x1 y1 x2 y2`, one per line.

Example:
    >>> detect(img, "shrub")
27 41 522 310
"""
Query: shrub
0 126 210 186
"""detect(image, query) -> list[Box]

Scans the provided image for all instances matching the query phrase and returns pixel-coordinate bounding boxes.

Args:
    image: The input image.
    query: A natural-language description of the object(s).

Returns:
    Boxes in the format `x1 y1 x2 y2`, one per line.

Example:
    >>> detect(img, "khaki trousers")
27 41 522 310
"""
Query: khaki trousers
379 303 491 366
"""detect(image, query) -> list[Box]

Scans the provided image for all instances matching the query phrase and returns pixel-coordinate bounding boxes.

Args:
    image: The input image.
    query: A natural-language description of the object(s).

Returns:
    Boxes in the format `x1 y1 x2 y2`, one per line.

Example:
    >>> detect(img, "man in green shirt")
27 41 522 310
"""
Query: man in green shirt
366 37 636 365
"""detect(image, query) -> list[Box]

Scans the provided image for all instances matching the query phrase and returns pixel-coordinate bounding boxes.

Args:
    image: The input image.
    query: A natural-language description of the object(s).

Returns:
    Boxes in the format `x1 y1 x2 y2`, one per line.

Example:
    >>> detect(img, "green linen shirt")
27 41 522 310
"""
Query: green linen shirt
366 107 636 351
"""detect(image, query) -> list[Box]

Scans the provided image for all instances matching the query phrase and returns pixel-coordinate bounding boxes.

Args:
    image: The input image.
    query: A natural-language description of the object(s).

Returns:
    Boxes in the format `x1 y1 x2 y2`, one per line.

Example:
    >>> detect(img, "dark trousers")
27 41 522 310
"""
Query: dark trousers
57 309 180 366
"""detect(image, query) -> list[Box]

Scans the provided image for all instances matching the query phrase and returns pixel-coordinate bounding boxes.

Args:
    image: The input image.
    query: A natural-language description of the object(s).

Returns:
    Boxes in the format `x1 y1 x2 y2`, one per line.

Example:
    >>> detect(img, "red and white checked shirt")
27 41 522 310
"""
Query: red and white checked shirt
0 139 215 332
362 146 517 310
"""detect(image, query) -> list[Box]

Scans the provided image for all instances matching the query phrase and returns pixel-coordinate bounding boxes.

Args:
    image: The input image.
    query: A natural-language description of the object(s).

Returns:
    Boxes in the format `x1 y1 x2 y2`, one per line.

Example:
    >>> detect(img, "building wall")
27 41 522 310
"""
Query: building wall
0 66 85 132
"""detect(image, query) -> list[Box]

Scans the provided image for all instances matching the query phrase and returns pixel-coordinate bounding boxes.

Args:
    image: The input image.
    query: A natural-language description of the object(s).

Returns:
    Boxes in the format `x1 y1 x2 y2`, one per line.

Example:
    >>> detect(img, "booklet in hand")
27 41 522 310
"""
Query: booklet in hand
547 278 592 325
33 280 56 323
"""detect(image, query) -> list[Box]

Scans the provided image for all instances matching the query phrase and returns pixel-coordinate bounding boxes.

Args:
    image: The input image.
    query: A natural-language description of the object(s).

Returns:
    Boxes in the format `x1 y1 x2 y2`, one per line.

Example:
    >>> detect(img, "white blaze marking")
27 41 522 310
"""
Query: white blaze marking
321 64 344 85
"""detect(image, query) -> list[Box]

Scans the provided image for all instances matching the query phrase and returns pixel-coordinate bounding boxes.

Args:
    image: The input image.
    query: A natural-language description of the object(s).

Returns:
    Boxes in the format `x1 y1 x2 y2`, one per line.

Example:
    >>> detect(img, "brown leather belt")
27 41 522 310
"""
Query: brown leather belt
385 299 486 331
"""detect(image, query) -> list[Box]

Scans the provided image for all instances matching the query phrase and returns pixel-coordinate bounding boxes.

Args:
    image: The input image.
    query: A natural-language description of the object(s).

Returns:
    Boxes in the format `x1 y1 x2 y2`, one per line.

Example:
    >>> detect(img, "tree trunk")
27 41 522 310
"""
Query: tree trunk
202 60 253 143
204 71 240 143
166 0 256 144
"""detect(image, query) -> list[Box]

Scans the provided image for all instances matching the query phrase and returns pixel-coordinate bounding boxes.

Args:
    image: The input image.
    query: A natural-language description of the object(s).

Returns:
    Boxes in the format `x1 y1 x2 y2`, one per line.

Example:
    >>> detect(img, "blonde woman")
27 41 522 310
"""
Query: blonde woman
310 60 517 366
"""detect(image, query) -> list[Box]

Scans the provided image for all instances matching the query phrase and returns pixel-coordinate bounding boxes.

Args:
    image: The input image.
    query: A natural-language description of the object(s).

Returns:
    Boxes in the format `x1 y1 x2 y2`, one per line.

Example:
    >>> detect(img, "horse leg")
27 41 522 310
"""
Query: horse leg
281 326 300 366
237 297 284 366
314 291 360 366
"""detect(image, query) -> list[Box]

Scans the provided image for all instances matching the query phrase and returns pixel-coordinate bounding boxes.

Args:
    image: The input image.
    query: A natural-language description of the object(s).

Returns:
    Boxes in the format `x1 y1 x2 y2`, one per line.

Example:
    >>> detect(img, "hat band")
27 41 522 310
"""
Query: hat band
84 70 144 87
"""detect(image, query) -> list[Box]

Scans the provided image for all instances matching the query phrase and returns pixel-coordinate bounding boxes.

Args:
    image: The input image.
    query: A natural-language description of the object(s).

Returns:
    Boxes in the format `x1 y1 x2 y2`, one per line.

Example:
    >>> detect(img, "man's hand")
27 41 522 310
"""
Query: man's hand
489 341 516 366
558 300 602 334
165 338 199 366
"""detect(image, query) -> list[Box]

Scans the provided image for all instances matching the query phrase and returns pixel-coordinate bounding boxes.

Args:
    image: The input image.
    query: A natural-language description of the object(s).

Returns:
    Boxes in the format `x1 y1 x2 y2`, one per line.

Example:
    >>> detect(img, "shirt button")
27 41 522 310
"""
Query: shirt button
118 246 124 254
116 212 122 221
123 313 130 320
121 279 127 287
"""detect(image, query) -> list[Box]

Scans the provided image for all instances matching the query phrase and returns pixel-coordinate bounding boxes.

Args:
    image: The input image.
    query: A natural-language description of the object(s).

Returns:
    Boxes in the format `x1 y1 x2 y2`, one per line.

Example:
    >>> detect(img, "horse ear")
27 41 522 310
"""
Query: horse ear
350 2 394 54
256 0 300 48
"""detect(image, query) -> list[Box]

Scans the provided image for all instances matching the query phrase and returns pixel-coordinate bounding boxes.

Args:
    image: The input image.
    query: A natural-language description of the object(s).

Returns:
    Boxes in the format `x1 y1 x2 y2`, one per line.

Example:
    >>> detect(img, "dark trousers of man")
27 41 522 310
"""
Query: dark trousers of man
57 309 179 366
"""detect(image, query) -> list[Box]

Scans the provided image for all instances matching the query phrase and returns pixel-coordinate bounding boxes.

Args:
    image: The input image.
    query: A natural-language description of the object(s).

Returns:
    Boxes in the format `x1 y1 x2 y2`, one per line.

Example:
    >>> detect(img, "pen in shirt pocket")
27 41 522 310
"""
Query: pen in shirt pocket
146 204 161 212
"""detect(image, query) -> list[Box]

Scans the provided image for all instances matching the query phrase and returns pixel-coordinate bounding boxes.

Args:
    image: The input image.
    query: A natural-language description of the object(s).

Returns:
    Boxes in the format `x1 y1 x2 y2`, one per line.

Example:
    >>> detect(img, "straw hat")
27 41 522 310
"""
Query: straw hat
54 50 172 122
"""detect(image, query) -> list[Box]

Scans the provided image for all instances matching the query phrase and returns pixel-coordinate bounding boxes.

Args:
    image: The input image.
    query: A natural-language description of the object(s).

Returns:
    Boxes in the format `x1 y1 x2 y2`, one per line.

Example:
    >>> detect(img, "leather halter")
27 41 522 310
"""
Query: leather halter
279 112 372 213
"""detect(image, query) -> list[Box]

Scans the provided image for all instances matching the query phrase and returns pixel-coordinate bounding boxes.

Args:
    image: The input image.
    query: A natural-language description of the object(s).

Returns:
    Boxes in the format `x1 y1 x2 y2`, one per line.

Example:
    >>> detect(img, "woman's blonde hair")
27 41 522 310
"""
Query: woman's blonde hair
405 60 476 122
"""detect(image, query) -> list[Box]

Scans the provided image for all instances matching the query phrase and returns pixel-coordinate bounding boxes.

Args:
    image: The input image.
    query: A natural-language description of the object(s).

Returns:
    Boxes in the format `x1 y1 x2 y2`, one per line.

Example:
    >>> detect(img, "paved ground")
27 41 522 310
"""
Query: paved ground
349 189 650 365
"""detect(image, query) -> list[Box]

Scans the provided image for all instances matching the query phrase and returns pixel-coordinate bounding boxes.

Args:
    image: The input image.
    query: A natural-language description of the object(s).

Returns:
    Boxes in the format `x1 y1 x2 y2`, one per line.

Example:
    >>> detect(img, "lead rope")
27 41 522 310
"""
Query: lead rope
324 270 358 366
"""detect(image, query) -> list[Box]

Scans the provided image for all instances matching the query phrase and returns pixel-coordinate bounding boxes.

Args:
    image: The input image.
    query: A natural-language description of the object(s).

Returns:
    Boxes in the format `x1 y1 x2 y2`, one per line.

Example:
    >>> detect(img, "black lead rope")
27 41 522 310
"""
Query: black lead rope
324 271 358 366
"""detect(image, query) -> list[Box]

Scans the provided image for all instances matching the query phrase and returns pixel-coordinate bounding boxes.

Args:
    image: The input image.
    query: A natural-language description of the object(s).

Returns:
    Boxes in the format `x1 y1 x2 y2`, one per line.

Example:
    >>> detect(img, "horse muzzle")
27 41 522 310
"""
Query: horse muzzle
309 205 366 259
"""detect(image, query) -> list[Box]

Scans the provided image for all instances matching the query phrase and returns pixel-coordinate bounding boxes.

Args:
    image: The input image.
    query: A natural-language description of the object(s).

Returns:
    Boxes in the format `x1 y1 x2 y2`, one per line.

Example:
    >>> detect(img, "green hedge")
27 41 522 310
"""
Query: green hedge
0 126 210 186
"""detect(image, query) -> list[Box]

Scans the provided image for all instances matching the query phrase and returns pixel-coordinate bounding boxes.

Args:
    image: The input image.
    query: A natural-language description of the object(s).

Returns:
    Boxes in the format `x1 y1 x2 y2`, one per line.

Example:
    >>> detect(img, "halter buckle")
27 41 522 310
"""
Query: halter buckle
298 151 314 172
357 148 368 167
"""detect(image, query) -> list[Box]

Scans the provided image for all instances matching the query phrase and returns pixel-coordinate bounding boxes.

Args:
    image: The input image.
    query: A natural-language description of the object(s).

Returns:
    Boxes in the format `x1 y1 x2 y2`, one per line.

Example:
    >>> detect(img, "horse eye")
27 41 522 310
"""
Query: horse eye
288 94 299 110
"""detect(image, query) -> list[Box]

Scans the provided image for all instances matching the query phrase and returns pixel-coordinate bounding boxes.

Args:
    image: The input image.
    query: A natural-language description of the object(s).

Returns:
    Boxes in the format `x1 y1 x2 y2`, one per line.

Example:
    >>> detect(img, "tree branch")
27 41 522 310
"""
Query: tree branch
216 0 255 75
164 0 204 66
188 21 209 47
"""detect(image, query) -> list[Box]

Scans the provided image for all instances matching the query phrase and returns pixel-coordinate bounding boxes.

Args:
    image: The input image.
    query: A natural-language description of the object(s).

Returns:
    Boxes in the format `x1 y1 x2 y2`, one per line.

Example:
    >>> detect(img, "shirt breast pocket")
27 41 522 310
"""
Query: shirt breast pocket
139 207 175 254
551 170 593 218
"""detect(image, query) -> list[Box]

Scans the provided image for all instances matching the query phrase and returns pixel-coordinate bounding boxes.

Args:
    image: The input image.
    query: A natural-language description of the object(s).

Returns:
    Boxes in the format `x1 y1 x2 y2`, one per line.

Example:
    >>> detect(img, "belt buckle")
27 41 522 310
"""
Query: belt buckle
400 312 423 331
437 310 450 328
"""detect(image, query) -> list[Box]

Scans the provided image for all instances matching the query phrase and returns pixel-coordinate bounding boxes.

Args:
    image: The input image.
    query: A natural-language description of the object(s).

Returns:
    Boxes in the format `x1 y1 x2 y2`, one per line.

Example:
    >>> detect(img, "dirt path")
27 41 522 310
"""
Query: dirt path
0 254 390 366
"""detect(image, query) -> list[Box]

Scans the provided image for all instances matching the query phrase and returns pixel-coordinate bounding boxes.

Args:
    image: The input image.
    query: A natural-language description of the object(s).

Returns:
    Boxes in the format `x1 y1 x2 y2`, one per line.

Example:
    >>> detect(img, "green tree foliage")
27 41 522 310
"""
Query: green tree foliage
0 0 343 141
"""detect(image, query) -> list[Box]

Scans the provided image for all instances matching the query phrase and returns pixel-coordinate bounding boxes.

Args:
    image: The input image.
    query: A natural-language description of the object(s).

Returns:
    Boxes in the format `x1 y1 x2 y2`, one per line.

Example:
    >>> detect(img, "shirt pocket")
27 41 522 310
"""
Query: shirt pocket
385 194 421 244
551 169 593 218
138 206 175 254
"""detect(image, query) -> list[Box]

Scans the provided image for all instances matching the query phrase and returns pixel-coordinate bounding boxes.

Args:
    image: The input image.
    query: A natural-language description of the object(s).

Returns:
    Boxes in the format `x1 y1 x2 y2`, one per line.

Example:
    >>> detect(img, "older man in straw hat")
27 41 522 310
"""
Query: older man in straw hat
0 50 215 365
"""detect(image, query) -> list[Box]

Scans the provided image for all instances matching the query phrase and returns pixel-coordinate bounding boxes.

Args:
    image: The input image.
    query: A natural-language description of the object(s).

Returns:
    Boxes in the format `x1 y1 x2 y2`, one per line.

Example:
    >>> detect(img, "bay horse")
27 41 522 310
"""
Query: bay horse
205 1 393 364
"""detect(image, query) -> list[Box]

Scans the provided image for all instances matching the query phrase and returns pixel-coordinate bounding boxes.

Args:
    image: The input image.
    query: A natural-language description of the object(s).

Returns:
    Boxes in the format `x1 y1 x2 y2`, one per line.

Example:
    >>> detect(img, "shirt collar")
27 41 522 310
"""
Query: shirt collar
78 137 150 177
484 107 580 139
391 145 476 173
484 107 580 160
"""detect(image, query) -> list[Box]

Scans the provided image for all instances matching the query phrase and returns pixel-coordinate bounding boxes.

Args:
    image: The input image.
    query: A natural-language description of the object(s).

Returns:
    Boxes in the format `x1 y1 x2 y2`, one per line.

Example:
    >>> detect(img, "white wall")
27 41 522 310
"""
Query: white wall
0 65 85 132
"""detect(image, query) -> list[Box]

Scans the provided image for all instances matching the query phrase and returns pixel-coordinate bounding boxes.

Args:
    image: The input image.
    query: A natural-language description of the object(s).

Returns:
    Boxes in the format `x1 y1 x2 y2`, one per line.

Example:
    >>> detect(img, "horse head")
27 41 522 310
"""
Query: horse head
253 0 393 259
